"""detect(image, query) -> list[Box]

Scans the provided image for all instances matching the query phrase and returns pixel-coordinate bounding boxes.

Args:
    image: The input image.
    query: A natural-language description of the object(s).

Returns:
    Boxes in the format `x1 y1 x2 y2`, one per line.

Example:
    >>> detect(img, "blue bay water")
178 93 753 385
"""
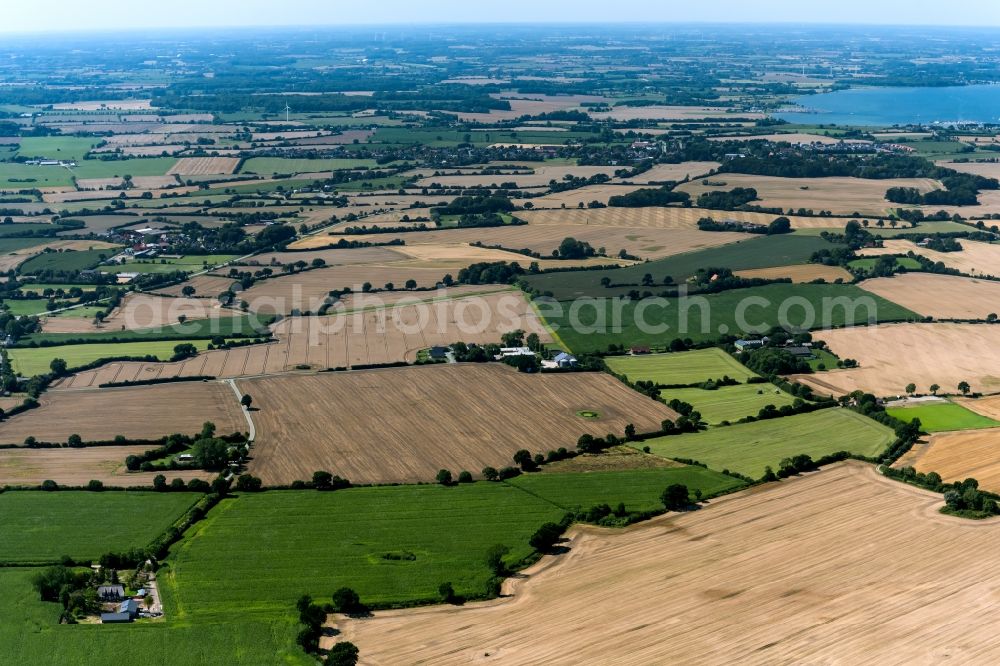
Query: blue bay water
776 84 1000 126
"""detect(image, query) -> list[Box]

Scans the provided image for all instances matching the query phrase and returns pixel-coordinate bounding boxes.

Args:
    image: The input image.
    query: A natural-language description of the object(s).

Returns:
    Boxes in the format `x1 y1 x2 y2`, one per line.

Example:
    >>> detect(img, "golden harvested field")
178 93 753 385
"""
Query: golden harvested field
0 445 213 487
790 323 1000 397
75 175 179 190
237 266 455 310
322 224 744 261
0 383 245 444
959 394 1000 421
676 174 942 216
515 206 834 230
335 461 1000 665
859 273 1000 319
154 273 239 298
615 161 720 184
238 364 676 485
43 293 232 334
237 246 409 266
895 428 1000 493
735 263 853 282
167 157 241 176
57 291 550 387
450 94 610 122
856 239 1000 276
415 165 619 188
512 184 645 208
939 161 1000 179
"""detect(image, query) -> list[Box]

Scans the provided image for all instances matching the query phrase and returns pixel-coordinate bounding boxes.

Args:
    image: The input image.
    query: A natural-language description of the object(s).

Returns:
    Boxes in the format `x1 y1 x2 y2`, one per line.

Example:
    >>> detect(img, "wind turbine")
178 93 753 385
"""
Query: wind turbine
284 102 291 123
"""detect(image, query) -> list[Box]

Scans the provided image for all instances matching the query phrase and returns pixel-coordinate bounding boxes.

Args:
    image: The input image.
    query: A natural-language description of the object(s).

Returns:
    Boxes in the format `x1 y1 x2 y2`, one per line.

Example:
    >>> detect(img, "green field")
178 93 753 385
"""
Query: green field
886 400 1000 433
1 297 53 316
8 339 217 376
644 408 895 478
849 256 922 270
525 234 838 300
661 383 798 425
239 157 377 175
69 157 178 179
0 222 61 236
605 348 757 384
0 567 310 665
793 220 974 238
170 484 565 618
808 347 840 371
108 254 238 275
19 249 115 274
17 137 98 162
0 163 74 189
0 491 197 564
17 283 99 296
547 283 919 352
506 466 744 513
47 306 106 320
0 238 49 255
21 314 270 345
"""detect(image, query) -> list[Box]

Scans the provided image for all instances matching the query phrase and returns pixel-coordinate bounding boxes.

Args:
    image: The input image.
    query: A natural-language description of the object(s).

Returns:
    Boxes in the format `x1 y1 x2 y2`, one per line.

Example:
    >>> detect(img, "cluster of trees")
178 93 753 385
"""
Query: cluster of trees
437 194 514 216
455 260 527 285
554 237 598 260
696 187 759 210
295 593 360 663
739 348 811 376
885 467 1000 518
607 185 690 207
31 565 98 621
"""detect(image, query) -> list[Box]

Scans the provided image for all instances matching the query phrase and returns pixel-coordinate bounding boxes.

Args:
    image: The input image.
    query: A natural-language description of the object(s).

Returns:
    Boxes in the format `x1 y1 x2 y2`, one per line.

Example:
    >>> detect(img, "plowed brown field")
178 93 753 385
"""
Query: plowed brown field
238 364 676 485
0 382 244 444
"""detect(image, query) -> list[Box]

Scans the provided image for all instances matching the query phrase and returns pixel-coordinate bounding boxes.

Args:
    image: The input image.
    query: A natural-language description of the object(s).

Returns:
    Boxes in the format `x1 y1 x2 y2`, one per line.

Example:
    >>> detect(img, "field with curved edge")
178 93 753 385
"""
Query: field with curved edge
895 427 1000 493
334 462 1000 665
643 408 894 478
886 400 1000 432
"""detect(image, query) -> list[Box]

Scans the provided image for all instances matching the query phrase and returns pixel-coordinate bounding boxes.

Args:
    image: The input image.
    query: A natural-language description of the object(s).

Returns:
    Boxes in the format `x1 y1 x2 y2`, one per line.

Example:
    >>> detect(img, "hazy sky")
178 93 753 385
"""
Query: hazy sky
4 0 1000 33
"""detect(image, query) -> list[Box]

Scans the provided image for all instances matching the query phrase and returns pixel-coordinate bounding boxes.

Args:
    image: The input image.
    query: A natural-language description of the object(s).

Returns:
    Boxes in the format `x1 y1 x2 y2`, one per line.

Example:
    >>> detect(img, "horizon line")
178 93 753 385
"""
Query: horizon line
0 20 998 37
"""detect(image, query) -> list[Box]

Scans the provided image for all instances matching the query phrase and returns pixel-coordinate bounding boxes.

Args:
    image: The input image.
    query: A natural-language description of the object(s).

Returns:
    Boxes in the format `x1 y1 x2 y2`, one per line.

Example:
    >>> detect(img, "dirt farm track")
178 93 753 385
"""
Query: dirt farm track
334 462 1000 665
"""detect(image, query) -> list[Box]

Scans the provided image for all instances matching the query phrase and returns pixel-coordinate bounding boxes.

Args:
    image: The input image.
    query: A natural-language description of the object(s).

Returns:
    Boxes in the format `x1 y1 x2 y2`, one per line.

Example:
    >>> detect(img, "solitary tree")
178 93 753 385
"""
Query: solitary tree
905 383 916 396
484 544 510 576
930 383 940 396
331 587 364 615
49 358 67 376
661 483 690 511
529 522 564 552
436 469 453 486
438 582 456 603
240 394 253 409
327 642 360 666
958 381 971 395
181 285 196 297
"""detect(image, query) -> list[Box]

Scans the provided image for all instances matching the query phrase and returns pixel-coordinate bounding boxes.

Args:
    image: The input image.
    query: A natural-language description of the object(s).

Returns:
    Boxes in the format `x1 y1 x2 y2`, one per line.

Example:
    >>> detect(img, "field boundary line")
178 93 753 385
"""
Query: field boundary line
227 378 255 441
526 293 571 352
